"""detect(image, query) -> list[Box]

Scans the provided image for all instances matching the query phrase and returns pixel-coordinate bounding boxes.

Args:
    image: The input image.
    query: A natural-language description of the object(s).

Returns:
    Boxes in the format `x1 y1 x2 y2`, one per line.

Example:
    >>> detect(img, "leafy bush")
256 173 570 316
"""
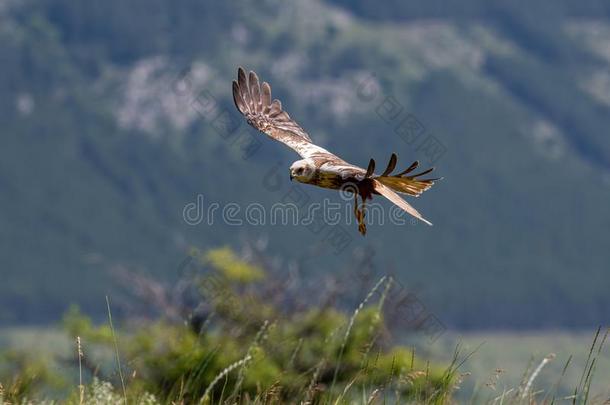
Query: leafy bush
2 248 608 403
56 247 451 403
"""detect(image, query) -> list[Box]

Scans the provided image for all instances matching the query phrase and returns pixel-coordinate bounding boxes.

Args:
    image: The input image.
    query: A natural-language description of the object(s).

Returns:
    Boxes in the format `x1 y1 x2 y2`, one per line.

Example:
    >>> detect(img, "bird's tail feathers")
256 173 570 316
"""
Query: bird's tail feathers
372 179 432 226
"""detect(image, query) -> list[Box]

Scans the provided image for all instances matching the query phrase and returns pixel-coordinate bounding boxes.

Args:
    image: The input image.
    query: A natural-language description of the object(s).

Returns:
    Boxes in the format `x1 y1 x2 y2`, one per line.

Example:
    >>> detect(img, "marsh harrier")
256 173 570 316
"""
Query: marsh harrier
232 67 439 235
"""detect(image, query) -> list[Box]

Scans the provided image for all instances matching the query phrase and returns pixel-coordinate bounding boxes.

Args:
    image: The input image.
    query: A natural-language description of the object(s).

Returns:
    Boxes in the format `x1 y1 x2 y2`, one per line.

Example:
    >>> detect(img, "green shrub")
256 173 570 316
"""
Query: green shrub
56 247 451 404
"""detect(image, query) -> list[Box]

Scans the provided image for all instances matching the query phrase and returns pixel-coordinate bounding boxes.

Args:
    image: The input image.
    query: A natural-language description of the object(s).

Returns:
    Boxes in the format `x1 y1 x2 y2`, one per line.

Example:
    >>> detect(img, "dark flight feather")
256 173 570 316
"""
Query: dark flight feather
380 153 398 176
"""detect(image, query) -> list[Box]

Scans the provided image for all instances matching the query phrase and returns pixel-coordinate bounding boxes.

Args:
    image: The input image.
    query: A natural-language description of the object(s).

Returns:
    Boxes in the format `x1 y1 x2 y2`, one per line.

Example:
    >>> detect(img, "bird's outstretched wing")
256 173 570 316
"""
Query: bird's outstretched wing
233 67 332 159
370 153 439 197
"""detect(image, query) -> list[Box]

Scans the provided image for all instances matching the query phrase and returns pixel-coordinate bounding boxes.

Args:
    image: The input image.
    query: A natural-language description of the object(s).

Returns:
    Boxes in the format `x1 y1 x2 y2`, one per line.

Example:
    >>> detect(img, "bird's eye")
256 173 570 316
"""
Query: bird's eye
297 168 304 175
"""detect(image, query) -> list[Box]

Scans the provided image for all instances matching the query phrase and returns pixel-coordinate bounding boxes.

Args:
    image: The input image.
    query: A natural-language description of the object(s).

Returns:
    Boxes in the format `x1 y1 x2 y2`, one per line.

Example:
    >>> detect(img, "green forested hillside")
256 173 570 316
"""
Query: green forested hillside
1 0 610 328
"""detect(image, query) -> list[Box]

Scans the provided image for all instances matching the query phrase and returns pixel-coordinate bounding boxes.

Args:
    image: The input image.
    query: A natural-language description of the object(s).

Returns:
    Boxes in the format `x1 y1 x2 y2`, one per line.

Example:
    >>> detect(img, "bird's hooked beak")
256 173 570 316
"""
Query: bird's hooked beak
289 170 294 181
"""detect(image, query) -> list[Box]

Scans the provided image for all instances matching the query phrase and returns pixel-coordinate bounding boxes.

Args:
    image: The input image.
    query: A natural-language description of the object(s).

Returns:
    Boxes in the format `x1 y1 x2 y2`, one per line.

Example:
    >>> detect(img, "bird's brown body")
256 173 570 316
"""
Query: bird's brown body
305 169 374 198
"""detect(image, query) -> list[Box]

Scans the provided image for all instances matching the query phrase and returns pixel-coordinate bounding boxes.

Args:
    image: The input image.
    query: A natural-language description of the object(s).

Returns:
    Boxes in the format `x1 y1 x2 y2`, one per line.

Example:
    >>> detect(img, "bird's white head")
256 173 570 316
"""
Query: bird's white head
289 159 316 183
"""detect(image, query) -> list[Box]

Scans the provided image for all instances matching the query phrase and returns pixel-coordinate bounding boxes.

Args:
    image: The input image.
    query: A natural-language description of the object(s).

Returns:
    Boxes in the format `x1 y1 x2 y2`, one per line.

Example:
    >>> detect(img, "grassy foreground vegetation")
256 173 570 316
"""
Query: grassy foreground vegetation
0 248 608 404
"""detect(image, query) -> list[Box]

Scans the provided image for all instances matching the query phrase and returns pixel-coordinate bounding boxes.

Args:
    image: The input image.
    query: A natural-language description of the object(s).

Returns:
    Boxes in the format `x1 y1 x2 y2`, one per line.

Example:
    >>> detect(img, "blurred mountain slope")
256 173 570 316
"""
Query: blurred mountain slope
1 0 609 327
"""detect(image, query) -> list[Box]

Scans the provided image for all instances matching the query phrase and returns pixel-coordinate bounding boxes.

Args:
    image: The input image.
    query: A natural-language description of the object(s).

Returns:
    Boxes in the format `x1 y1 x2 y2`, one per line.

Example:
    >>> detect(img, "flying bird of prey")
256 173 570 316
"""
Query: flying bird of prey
232 67 440 235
